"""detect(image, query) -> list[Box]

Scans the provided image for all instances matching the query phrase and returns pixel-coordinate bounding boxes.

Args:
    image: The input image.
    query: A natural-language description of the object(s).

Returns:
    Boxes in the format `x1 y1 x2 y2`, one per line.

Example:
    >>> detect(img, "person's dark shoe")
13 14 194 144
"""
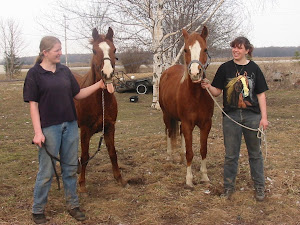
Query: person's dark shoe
68 207 86 221
255 187 265 201
220 189 235 200
32 213 47 224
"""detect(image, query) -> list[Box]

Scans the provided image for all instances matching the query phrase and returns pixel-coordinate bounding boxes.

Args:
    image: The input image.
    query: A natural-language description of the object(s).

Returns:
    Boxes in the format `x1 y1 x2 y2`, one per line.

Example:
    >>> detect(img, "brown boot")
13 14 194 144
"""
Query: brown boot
32 213 47 224
68 207 86 221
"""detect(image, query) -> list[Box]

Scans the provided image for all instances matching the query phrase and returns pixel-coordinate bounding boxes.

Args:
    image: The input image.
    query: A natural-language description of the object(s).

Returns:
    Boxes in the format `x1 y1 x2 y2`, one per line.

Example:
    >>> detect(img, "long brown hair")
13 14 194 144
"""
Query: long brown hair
230 37 254 57
35 36 61 64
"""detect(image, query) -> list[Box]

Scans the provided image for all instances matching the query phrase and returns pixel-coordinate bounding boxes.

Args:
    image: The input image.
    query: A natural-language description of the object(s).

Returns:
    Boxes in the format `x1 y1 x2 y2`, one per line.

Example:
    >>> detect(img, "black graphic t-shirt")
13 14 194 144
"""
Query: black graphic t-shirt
211 60 268 113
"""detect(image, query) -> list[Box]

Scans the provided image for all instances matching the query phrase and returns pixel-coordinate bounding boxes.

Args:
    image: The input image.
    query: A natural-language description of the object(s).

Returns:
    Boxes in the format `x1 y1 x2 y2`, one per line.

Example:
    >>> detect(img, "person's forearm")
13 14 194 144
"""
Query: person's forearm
74 82 101 100
257 92 267 120
29 101 42 135
206 84 222 97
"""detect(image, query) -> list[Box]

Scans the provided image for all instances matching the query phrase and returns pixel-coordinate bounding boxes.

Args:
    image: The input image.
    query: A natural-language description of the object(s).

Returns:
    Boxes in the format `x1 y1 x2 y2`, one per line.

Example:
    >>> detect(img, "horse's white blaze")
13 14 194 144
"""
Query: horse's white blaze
200 158 210 182
189 41 201 75
99 42 113 78
186 165 193 187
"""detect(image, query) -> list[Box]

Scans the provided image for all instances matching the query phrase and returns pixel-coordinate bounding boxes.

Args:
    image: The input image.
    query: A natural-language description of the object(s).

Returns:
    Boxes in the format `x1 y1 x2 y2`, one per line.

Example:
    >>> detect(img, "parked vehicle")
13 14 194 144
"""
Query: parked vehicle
114 71 153 94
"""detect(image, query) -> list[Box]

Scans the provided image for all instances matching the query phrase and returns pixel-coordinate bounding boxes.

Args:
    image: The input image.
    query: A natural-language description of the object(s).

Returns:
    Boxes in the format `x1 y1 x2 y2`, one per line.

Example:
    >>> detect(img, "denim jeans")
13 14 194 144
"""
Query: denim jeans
32 121 79 214
223 109 265 191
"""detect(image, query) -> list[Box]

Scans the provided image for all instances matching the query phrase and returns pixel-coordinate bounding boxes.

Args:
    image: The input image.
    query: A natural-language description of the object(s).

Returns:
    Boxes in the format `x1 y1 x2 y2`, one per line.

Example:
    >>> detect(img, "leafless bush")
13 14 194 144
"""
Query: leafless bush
118 47 152 73
258 60 300 90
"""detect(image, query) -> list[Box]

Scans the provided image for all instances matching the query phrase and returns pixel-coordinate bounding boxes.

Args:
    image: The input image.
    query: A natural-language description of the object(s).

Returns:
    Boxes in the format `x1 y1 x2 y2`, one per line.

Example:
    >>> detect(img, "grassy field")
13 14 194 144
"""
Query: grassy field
0 60 299 225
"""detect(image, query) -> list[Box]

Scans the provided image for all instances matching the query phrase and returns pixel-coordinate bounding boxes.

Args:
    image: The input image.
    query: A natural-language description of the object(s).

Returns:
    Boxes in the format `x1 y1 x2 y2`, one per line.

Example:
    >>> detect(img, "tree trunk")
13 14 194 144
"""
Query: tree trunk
151 0 164 109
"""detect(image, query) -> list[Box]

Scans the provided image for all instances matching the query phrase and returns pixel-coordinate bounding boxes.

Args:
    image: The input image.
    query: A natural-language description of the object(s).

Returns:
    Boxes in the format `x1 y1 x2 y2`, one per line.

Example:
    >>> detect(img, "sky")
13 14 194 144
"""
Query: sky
0 0 300 58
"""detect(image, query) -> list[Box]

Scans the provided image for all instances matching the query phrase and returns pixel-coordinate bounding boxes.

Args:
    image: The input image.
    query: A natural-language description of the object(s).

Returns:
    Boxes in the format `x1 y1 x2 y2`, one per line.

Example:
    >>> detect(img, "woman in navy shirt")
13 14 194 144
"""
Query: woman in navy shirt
23 36 105 224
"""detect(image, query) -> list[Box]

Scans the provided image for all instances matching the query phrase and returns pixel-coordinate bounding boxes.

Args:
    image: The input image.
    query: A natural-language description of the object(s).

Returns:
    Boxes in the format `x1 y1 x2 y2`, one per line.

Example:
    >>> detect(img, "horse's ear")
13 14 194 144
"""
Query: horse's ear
182 29 189 40
201 26 208 40
92 28 99 41
106 27 114 42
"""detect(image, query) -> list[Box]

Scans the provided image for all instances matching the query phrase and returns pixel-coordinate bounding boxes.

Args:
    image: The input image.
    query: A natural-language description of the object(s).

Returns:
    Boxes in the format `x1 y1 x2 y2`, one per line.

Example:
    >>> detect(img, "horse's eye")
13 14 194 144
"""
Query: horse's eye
184 49 187 53
204 49 208 53
93 49 96 55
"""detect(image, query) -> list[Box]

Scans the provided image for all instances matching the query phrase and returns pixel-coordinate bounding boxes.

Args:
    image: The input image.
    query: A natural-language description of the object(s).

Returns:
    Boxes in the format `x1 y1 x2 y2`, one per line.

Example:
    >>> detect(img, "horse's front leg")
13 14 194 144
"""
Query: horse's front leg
104 124 127 187
181 122 194 189
199 120 212 183
78 128 91 193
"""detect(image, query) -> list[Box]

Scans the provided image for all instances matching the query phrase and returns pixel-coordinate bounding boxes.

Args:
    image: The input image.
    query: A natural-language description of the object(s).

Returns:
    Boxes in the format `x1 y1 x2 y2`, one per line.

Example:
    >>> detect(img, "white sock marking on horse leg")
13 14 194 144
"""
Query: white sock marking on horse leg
166 131 172 161
200 158 210 182
180 133 186 163
186 165 193 187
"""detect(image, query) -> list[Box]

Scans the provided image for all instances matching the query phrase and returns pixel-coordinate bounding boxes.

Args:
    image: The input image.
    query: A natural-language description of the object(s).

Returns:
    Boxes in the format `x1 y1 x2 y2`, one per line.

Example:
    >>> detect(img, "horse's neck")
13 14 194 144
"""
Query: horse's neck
79 70 96 88
185 77 205 97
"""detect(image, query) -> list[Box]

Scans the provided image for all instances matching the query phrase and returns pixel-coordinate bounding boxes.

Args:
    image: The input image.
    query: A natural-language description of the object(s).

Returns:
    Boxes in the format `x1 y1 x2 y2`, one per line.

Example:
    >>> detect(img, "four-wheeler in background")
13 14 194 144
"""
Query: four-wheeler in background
113 71 153 94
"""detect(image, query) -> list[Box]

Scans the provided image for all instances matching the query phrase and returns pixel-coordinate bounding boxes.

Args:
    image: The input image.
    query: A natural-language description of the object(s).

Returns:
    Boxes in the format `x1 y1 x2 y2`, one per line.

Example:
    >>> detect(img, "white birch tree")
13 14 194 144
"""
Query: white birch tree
42 0 248 107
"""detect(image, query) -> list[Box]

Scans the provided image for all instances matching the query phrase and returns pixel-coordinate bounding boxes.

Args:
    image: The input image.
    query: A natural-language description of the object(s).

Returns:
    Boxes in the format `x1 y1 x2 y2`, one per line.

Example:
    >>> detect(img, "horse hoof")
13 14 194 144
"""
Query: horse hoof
78 186 88 193
200 180 210 184
121 180 128 187
79 192 89 197
184 184 195 191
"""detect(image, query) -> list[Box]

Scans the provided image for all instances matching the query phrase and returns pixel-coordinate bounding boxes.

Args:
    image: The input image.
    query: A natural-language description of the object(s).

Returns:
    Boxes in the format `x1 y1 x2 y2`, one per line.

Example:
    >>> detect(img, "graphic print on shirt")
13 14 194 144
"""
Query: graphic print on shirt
226 71 255 108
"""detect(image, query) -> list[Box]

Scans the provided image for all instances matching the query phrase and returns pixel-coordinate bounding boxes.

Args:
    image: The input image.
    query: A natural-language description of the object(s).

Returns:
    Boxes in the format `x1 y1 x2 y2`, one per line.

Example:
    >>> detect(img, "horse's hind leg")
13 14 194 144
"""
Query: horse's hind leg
180 124 186 164
104 124 127 187
163 115 177 161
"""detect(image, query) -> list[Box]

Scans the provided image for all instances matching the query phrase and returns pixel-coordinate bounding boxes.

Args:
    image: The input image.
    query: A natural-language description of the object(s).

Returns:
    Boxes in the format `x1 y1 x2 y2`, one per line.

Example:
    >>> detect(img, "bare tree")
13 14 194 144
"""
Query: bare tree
0 19 25 79
37 0 111 54
102 0 228 108
40 0 250 107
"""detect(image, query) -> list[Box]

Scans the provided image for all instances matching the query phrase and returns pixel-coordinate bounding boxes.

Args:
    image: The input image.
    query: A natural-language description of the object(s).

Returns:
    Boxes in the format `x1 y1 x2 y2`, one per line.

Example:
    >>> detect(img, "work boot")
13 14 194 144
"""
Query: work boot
32 213 47 224
68 207 86 221
255 187 265 201
220 189 235 200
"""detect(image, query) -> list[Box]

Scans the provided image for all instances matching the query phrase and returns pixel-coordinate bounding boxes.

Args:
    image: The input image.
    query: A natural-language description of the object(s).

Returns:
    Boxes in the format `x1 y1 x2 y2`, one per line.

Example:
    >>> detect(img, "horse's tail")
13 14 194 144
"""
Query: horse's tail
169 119 179 139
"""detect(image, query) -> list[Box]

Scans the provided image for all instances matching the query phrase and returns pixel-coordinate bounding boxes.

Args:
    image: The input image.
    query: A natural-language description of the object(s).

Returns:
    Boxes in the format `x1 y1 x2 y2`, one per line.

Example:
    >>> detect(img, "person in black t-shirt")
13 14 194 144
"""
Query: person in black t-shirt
201 37 268 201
23 36 106 224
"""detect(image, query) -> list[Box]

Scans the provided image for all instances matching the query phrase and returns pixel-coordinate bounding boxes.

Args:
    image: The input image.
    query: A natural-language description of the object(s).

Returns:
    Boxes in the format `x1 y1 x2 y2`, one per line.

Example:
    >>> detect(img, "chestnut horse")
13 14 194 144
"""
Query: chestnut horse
159 26 214 189
73 27 126 193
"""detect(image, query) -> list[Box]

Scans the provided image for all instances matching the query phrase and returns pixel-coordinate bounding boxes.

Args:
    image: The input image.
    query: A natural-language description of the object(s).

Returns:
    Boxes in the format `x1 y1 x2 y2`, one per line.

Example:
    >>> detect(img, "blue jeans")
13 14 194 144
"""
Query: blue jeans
32 121 79 214
223 109 265 191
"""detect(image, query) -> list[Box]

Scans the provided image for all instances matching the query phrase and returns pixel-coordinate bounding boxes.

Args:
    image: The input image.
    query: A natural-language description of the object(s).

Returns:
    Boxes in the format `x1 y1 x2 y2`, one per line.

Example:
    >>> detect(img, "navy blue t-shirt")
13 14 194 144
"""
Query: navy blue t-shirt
23 63 80 128
211 60 268 114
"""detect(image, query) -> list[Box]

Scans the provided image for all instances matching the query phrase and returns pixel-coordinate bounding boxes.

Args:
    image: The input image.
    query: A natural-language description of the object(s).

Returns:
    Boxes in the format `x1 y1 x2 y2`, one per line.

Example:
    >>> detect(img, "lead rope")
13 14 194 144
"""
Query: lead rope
205 87 268 161
102 89 105 135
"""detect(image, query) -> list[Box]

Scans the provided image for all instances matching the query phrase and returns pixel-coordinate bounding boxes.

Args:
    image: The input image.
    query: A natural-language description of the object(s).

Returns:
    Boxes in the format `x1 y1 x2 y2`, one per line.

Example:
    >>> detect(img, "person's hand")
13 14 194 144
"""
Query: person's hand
259 118 269 130
32 133 45 148
99 79 106 89
201 78 211 89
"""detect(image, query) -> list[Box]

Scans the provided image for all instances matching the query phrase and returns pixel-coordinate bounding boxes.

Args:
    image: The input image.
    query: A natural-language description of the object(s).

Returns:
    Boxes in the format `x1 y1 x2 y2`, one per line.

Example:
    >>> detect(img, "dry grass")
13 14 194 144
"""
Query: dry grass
0 59 299 225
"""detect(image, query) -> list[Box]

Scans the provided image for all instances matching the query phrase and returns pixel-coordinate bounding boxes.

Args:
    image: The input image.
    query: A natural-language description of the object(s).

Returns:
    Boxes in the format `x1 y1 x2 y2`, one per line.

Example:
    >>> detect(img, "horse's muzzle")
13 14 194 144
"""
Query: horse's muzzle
190 70 204 83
